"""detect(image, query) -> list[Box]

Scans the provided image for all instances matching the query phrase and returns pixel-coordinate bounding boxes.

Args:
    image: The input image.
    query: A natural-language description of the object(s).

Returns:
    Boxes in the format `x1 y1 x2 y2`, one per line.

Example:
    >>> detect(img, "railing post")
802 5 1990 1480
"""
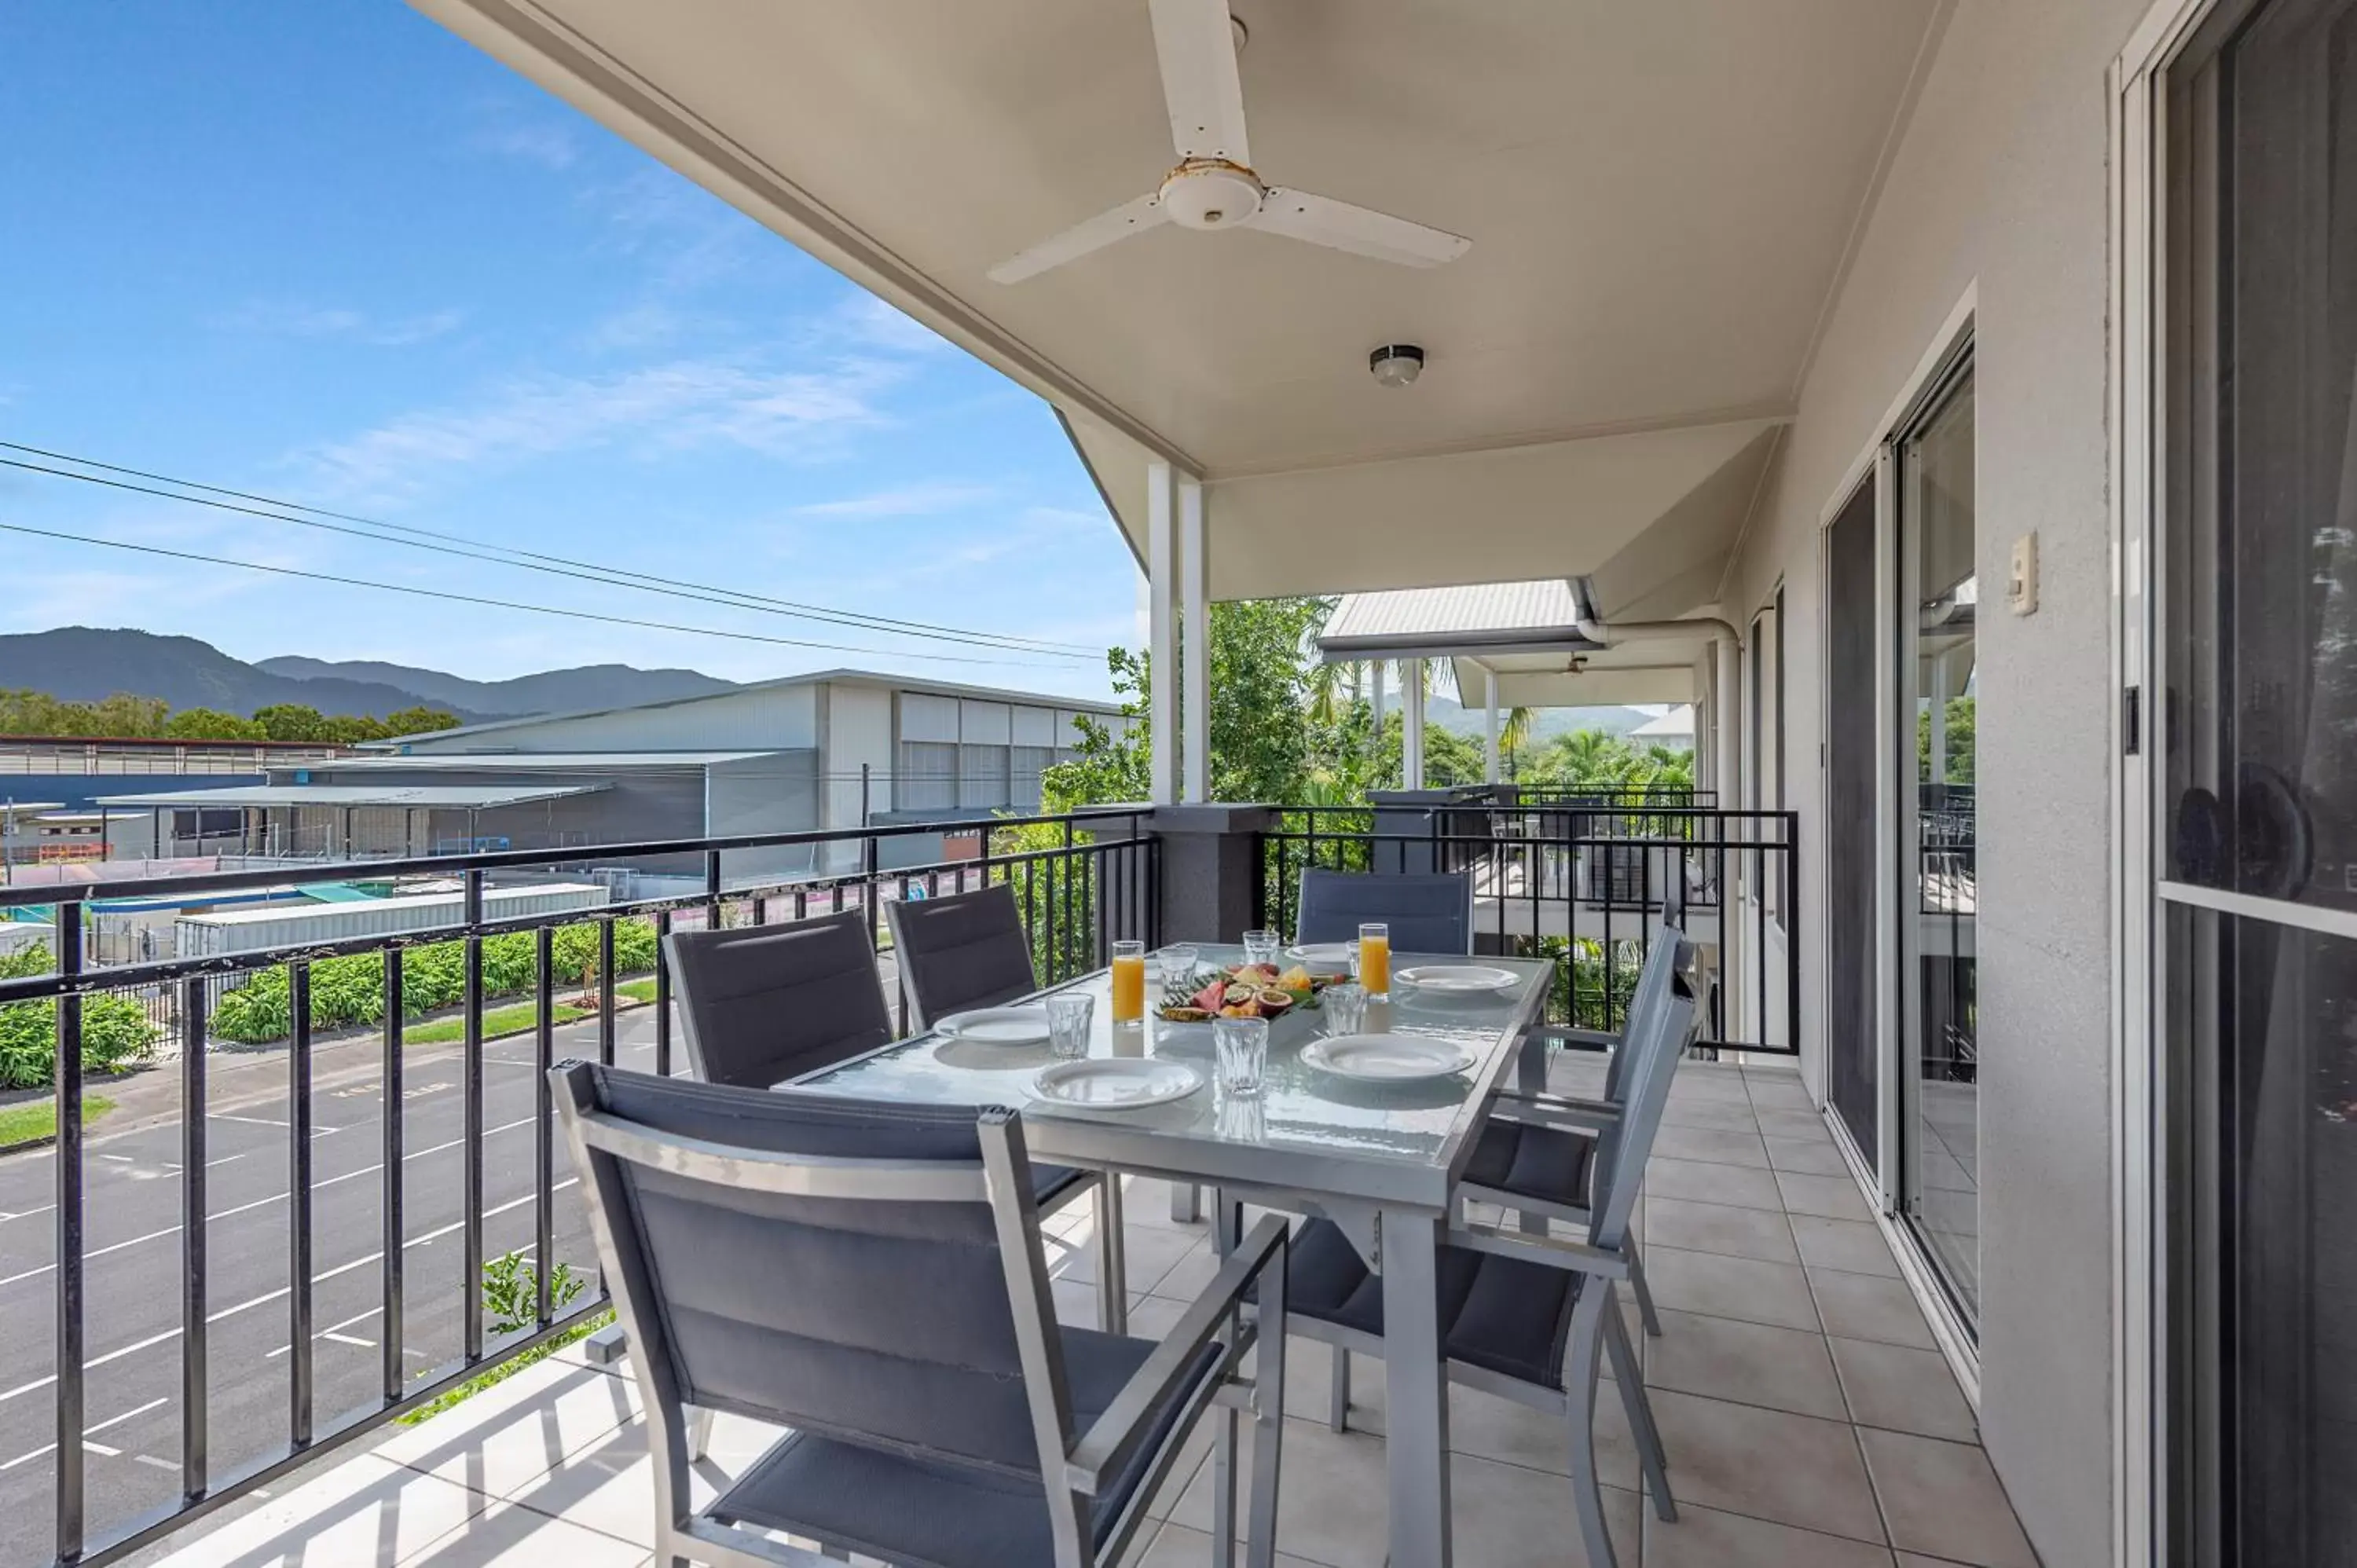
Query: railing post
381 947 405 1404
534 924 555 1326
1142 804 1278 945
288 961 314 1448
54 898 86 1563
181 975 208 1499
462 870 485 1363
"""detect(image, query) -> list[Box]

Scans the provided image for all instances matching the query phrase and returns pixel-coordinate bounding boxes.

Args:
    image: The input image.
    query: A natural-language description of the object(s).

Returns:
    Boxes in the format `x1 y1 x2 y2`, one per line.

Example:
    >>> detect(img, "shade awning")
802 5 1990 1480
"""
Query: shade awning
1317 581 1596 662
91 784 610 810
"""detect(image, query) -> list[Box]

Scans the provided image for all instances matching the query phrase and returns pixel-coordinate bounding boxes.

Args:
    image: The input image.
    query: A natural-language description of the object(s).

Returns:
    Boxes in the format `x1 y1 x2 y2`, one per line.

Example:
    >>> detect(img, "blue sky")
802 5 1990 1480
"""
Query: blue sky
0 4 1135 701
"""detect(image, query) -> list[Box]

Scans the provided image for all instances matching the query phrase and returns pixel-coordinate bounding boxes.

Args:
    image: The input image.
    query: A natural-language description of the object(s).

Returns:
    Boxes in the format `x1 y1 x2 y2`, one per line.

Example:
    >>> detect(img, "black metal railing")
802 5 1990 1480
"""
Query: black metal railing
1255 803 1799 1054
0 808 1152 1568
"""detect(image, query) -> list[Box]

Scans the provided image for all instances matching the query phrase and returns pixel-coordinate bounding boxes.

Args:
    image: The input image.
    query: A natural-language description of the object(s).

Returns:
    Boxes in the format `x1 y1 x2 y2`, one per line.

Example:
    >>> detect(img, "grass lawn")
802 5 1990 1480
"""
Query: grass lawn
0 1094 115 1151
615 978 658 1004
404 1000 586 1047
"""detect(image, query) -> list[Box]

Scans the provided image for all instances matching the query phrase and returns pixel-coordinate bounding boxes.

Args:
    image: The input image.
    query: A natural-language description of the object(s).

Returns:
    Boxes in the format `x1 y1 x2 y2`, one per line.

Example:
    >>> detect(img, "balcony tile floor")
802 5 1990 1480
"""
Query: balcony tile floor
154 1061 2033 1568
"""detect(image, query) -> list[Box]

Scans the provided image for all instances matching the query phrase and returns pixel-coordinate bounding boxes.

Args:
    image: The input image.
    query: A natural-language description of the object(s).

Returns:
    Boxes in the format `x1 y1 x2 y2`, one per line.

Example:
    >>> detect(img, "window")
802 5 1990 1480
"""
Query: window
896 740 955 811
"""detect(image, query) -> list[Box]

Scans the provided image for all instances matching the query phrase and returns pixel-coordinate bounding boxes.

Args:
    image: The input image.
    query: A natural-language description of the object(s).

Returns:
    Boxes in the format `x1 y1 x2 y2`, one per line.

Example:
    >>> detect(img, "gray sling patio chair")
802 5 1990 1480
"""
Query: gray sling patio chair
1453 925 1688 1339
553 1063 1291 1568
1311 925 1687 1436
664 912 1125 1332
1292 867 1475 954
1277 971 1700 1568
885 882 1037 1031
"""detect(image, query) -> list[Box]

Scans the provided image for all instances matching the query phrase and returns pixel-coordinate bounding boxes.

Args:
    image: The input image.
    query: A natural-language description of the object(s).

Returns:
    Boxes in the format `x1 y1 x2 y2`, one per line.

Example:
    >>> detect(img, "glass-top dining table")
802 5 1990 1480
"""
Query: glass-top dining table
797 943 1558 1568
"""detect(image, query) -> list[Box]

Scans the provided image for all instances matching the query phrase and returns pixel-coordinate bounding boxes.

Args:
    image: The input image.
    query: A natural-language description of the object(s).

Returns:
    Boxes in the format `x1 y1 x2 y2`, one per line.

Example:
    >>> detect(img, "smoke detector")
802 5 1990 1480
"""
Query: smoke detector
1369 343 1425 388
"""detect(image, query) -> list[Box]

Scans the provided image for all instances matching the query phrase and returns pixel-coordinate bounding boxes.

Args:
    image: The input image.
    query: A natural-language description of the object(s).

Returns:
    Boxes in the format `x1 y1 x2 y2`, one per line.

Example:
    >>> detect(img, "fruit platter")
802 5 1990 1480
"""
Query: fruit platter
1157 962 1347 1023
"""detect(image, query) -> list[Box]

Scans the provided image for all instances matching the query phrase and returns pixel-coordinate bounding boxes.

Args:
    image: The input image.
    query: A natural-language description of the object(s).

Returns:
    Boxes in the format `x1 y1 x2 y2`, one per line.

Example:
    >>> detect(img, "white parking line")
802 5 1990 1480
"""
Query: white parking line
0 1112 543 1289
0 1396 168 1471
0 1178 579 1408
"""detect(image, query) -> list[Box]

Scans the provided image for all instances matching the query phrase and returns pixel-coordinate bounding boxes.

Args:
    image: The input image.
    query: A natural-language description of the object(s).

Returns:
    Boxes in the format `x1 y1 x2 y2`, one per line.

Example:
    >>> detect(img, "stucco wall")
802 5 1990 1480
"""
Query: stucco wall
1721 0 2149 1559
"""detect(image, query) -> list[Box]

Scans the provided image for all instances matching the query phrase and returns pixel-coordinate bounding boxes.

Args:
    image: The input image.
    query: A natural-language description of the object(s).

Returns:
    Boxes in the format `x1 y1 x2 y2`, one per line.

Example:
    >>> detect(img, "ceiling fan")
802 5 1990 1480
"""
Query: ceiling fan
986 0 1472 284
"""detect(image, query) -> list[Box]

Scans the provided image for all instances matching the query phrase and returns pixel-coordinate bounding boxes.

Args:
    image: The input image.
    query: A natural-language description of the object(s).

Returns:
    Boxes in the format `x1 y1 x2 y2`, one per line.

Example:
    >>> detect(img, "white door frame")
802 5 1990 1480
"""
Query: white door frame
1810 289 1983 1399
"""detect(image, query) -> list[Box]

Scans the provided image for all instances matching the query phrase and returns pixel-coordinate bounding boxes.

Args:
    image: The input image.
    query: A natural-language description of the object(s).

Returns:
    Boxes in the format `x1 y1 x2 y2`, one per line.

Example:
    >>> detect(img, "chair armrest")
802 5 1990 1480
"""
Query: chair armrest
1065 1213 1289 1495
1523 1024 1622 1053
1446 1221 1629 1280
1489 1090 1620 1132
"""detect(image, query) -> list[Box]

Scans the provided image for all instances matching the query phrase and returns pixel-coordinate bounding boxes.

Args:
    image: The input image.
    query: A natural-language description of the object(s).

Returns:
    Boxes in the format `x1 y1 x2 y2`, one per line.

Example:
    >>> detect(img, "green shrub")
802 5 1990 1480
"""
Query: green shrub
208 918 661 1046
0 945 162 1090
399 1250 605 1424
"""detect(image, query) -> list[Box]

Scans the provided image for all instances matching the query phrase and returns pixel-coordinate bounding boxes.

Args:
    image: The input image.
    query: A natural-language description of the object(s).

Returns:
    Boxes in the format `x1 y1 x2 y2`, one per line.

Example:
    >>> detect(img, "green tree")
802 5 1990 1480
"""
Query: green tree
1044 597 1337 809
384 705 463 737
163 707 263 742
1915 695 1975 783
321 714 393 745
251 703 332 742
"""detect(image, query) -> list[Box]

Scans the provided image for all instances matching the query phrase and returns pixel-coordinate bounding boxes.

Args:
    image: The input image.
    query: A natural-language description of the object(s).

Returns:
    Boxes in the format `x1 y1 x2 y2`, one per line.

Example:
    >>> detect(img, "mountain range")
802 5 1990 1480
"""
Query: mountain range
0 628 740 724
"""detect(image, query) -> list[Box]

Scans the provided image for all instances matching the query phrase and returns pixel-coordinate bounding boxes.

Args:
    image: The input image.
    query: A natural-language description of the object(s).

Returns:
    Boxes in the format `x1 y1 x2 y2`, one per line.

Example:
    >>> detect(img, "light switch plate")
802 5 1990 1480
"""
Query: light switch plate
2008 532 2039 615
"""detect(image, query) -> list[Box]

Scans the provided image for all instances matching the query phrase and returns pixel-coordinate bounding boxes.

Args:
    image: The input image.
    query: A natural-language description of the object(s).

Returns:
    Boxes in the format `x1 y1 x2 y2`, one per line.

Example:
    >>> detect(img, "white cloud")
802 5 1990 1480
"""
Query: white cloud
293 357 904 502
791 481 999 518
831 294 950 356
583 302 687 352
475 119 581 170
214 301 465 346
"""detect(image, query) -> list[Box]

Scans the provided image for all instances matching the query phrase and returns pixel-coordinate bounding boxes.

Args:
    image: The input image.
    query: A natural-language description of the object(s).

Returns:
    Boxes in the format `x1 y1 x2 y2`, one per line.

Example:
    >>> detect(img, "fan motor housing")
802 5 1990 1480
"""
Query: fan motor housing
1160 159 1265 229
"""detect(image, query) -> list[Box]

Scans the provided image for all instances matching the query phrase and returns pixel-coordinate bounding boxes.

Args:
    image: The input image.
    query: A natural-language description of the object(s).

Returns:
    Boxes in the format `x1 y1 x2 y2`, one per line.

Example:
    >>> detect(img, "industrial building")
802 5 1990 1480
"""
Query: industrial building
94 669 1122 885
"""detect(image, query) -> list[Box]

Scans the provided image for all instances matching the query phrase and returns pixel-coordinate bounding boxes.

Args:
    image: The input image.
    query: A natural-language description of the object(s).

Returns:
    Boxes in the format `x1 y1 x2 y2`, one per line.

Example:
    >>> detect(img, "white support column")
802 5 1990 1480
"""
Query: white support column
1145 460 1181 806
1179 475 1210 803
1370 663 1388 780
1482 665 1501 784
1716 635 1741 807
1402 658 1426 788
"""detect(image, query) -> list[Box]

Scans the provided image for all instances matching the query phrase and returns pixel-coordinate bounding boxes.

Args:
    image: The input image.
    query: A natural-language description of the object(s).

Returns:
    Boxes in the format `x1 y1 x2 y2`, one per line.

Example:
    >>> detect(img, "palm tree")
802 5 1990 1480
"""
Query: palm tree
1306 659 1351 726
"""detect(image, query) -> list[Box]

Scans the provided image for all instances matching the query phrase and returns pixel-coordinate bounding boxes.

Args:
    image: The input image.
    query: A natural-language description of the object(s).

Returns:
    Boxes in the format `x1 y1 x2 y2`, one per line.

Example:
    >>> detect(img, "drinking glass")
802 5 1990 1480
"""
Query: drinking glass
1045 991 1094 1061
1322 980 1369 1036
1158 942 1200 984
1212 1015 1270 1097
1215 1093 1268 1144
1241 929 1281 968
1354 922 1391 1001
1109 939 1146 1023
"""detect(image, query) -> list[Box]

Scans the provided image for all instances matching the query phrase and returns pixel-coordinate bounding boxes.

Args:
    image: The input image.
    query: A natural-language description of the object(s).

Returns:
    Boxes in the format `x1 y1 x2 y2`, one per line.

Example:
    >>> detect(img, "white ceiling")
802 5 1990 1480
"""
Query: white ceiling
420 0 1941 603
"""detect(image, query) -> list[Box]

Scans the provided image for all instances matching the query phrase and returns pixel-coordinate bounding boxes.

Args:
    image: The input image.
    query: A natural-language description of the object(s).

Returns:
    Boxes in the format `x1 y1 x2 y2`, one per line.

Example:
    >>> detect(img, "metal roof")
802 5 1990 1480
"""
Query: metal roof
1318 581 1595 661
91 784 610 810
365 669 1123 749
308 751 780 771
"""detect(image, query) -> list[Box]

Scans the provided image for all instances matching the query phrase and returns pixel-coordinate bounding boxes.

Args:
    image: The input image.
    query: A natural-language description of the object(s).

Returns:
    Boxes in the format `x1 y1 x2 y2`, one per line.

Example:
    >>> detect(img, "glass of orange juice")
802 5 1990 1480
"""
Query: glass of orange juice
1354 922 1391 1002
1110 939 1147 1023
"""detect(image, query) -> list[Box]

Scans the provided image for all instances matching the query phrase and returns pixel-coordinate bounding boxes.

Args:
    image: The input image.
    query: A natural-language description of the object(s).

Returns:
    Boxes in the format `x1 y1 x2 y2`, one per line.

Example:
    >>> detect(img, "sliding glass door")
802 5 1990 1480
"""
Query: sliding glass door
1897 355 1979 1326
1825 479 1880 1165
2163 2 2357 1559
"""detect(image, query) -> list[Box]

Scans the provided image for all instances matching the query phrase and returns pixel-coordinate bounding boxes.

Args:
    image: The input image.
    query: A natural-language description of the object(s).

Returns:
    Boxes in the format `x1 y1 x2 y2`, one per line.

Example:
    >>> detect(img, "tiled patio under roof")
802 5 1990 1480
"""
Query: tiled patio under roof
150 1062 2034 1568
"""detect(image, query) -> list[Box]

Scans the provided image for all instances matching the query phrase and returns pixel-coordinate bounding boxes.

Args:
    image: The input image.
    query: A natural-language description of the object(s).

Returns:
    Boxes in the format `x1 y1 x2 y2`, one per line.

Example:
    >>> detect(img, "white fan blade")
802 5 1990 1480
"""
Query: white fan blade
1250 188 1472 268
988 192 1169 283
1149 0 1250 165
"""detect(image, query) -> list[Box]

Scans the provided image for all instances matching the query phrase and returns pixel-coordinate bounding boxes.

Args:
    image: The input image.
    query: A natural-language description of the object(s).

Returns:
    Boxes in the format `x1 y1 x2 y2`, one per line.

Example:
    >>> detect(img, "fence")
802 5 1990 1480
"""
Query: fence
1255 801 1799 1054
0 807 1152 1568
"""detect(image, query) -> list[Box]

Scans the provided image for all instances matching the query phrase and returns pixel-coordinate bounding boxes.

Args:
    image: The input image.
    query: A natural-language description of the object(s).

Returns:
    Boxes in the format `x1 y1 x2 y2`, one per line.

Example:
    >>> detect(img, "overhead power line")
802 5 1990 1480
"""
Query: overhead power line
0 440 1105 659
0 518 1087 670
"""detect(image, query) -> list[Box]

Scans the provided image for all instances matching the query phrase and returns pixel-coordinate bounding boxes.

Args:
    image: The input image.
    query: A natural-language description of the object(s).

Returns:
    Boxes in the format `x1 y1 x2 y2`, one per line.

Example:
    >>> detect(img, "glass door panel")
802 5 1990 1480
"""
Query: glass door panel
1825 480 1880 1164
1899 360 1978 1324
2165 2 2357 1559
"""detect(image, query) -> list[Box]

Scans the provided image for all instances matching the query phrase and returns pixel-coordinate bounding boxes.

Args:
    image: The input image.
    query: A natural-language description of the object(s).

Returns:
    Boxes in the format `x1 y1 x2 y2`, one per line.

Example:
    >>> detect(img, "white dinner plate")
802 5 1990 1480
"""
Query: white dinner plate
1394 964 1520 994
1032 1059 1203 1109
1285 942 1356 967
937 1006 1052 1046
1299 1034 1479 1083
